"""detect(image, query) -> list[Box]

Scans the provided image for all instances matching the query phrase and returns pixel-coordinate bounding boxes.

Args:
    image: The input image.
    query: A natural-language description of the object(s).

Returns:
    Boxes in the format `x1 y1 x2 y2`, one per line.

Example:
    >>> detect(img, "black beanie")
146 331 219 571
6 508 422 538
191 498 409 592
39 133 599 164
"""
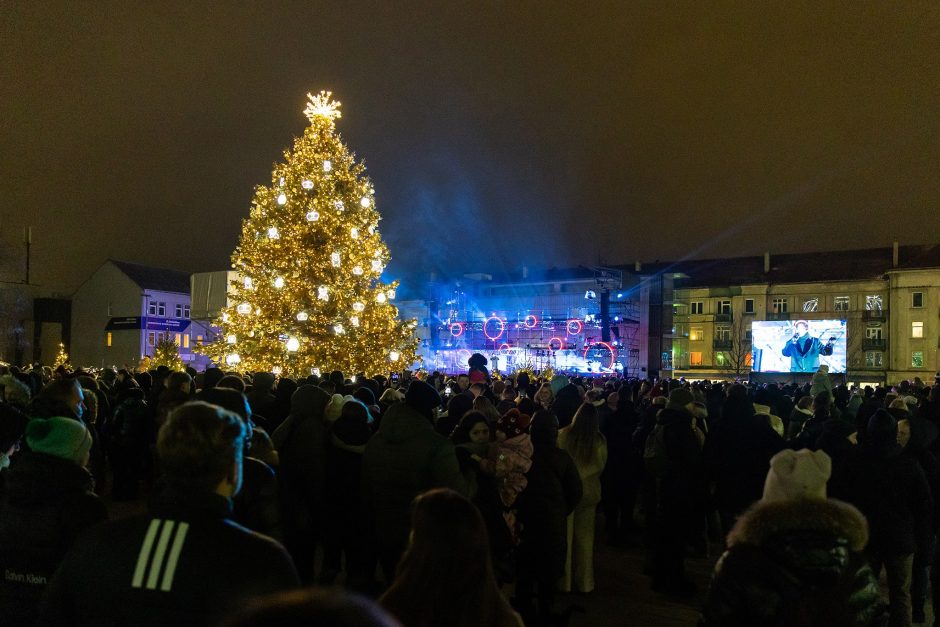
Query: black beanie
867 409 898 445
405 381 441 420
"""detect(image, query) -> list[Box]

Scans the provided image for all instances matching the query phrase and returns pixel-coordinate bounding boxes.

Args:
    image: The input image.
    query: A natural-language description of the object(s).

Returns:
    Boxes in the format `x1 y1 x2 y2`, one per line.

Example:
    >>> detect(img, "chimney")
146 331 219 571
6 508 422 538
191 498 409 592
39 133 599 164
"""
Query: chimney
763 251 770 273
892 241 899 268
634 260 641 272
521 265 528 279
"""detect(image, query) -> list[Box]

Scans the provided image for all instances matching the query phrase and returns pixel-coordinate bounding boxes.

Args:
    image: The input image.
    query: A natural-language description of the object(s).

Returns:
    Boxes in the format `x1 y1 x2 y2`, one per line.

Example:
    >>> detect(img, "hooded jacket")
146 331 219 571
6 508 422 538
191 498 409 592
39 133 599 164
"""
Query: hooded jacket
361 401 467 555
39 489 297 627
272 385 331 519
701 498 883 626
0 452 107 627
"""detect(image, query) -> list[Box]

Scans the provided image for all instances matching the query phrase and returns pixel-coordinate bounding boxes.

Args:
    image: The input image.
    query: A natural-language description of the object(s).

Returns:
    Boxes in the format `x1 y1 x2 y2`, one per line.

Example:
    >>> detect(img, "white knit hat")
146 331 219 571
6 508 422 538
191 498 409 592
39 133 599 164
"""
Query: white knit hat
762 449 831 502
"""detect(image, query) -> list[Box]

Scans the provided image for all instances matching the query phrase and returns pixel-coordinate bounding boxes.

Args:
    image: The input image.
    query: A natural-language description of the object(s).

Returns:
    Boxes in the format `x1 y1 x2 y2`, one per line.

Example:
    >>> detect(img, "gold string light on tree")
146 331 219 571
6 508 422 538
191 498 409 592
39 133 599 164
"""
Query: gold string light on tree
198 91 418 376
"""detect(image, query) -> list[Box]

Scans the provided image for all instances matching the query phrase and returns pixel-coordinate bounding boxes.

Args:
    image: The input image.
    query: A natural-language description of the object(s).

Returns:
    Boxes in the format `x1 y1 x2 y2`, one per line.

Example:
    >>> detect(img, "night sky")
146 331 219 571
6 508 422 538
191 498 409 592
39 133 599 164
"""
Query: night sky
3 2 938 295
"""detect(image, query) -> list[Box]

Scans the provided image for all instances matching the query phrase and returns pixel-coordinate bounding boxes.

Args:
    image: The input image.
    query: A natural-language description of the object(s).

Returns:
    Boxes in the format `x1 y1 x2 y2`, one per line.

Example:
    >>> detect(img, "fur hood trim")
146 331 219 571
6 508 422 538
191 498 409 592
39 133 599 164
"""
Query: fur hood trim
727 497 868 552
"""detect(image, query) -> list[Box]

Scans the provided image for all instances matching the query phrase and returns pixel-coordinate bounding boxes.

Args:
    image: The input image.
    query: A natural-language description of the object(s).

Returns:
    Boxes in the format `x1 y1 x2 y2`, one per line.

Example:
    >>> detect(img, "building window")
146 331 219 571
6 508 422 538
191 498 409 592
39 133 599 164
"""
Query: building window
716 352 726 365
802 298 819 312
745 329 753 341
744 298 755 314
148 302 157 315
690 351 703 366
866 326 883 340
147 331 156 346
689 327 703 341
690 301 704 314
174 333 181 345
196 335 204 345
912 351 924 368
716 326 731 341
175 304 183 318
866 352 883 368
912 292 924 308
865 295 883 311
912 321 924 338
157 302 166 316
183 305 190 319
772 298 788 313
182 334 190 349
834 296 849 312
718 300 732 314
106 332 112 347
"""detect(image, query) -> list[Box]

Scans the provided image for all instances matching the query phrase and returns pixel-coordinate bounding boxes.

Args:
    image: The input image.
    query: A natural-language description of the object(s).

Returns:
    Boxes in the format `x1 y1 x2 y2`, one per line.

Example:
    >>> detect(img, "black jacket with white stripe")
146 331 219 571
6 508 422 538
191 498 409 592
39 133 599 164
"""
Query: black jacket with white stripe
39 488 299 626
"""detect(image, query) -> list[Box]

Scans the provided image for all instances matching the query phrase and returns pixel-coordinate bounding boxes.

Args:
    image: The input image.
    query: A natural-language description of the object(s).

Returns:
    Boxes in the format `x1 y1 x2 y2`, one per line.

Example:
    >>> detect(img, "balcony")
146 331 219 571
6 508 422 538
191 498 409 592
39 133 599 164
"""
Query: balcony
713 339 733 350
715 313 733 323
766 312 790 321
863 310 886 322
862 338 886 351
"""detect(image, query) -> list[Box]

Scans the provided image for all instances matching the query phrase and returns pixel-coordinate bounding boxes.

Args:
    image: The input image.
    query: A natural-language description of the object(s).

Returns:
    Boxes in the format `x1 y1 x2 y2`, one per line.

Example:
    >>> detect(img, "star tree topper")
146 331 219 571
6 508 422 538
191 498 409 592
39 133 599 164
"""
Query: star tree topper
303 91 342 125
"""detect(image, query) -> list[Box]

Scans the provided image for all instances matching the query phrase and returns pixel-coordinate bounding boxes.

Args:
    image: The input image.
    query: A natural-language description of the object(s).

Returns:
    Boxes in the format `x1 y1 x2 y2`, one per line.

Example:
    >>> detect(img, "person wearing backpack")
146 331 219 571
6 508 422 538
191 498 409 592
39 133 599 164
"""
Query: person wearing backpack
644 387 705 597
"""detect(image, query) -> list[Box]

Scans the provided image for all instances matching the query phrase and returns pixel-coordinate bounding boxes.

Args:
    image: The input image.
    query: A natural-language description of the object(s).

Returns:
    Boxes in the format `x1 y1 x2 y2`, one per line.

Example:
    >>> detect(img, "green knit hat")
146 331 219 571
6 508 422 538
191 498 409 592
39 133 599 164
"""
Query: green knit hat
26 417 92 464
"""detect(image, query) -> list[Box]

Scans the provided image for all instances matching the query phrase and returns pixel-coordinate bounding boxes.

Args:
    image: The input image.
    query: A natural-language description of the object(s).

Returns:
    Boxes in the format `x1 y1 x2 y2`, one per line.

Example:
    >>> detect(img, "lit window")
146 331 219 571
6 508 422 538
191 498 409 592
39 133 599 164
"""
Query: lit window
196 335 204 345
690 351 703 366
912 292 924 308
183 334 190 348
690 327 703 341
865 295 883 311
866 352 883 368
866 326 883 340
744 298 755 314
691 302 704 314
174 333 181 345
912 321 924 338
802 298 819 312
716 352 725 365
106 332 112 347
912 351 924 368
716 326 731 341
148 332 156 346
772 298 788 313
834 296 849 312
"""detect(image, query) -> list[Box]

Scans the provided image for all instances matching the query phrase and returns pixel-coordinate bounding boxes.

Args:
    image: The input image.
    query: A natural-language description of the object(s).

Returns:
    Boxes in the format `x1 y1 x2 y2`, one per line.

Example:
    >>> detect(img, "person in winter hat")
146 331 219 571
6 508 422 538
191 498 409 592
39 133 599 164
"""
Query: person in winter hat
0 403 29 470
702 448 884 626
1 417 106 627
26 416 93 465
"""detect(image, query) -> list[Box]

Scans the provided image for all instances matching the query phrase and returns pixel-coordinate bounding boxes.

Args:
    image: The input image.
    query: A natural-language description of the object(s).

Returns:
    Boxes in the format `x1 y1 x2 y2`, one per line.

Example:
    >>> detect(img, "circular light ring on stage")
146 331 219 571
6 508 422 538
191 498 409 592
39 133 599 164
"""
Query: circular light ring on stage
449 322 464 337
498 343 511 352
566 319 583 335
583 342 617 370
548 337 565 351
523 314 538 328
483 316 505 340
456 349 472 368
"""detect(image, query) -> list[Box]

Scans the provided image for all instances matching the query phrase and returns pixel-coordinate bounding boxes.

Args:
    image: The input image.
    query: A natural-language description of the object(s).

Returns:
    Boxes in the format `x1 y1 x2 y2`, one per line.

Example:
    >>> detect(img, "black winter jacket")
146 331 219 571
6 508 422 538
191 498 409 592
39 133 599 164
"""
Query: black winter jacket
0 452 108 627
516 444 582 579
39 489 298 627
831 441 933 556
701 498 884 627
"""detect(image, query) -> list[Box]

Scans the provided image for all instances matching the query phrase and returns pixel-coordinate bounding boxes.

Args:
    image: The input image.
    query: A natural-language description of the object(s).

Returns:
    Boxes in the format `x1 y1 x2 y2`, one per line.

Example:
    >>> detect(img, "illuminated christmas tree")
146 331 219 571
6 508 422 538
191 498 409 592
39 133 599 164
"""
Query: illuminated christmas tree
199 91 418 376
53 342 70 370
151 336 184 371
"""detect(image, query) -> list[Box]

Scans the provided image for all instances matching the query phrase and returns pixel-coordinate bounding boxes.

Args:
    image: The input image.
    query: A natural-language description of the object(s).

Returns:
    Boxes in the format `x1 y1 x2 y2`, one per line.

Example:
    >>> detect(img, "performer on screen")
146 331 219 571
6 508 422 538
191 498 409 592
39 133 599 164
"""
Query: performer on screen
781 320 834 372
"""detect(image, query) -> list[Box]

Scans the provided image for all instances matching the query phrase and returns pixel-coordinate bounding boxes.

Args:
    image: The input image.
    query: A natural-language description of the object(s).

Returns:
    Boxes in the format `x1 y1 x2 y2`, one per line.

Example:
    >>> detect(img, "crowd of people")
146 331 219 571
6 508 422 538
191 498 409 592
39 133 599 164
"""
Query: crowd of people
0 356 939 626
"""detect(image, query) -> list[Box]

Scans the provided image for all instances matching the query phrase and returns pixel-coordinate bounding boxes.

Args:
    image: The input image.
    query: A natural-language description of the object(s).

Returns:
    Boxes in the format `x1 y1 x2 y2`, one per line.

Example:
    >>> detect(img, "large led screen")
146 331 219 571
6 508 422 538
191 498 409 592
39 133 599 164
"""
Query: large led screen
751 319 847 373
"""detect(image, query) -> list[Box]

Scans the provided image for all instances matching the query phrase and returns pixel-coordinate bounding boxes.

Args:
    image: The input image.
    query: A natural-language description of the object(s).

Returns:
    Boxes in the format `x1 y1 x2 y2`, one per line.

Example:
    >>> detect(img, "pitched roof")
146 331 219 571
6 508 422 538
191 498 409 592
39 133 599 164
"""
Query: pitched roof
110 260 191 294
629 244 940 288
